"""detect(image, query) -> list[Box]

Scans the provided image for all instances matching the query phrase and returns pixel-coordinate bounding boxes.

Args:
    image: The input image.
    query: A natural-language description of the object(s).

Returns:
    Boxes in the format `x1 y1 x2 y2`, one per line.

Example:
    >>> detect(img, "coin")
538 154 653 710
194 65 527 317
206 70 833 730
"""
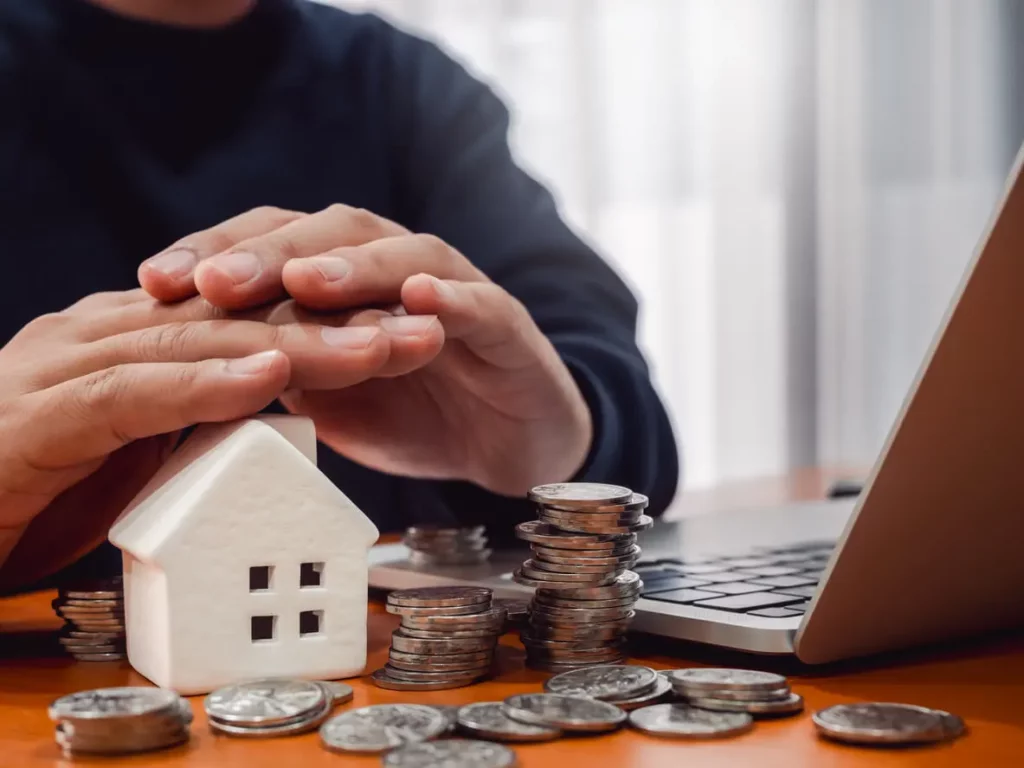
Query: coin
545 665 659 700
680 687 792 703
540 570 642 599
431 705 461 732
529 483 634 507
502 693 627 733
405 525 486 539
391 631 497 654
319 704 448 753
456 702 562 743
668 668 788 694
409 550 492 565
208 696 333 738
49 688 181 721
515 521 635 549
547 515 654 535
533 594 636 610
382 665 487 683
382 739 518 768
386 603 490 617
542 494 649 515
204 679 326 726
520 563 618 584
70 652 128 662
317 681 355 706
389 648 491 664
531 605 635 623
398 626 500 640
370 668 482 692
933 708 967 740
811 703 948 745
398 607 507 631
531 546 642 565
539 509 644 527
59 577 123 600
387 587 493 608
608 673 674 710
688 692 805 716
629 703 754 739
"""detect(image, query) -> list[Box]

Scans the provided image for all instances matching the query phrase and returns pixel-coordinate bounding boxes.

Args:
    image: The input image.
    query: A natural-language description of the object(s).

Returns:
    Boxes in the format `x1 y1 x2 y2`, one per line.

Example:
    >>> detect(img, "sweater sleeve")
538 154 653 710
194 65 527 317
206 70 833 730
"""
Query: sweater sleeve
381 24 680 534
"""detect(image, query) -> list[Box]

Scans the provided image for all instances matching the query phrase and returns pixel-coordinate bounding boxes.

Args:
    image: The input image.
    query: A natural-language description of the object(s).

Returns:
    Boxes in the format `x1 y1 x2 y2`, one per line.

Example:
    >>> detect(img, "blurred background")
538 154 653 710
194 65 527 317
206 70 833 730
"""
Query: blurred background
330 0 1024 490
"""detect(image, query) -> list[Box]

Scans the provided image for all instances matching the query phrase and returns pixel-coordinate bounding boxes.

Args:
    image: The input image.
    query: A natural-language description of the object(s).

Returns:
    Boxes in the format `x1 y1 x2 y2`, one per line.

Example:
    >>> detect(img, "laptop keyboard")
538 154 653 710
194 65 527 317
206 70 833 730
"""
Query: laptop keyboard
636 540 835 618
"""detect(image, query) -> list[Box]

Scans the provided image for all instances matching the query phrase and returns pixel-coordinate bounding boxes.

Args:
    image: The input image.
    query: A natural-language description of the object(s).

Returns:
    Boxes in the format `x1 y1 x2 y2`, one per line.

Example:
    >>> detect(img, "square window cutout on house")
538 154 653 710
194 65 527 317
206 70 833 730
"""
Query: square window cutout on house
299 610 323 637
300 562 324 588
249 565 273 592
251 615 276 642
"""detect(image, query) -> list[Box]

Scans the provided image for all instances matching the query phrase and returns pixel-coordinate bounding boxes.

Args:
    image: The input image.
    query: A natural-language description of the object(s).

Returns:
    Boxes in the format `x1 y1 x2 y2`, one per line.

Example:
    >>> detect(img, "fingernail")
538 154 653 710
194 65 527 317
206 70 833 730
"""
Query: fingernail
145 249 196 279
224 350 282 376
430 276 457 301
321 326 380 348
380 315 439 336
303 256 350 282
206 252 261 285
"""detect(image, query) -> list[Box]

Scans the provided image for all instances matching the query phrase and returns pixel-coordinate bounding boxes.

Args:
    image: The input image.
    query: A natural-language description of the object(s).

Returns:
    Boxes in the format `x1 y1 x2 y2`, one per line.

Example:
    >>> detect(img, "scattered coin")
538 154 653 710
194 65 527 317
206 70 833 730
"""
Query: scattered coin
688 692 805 716
502 693 627 733
607 672 674 710
811 703 949 745
204 679 339 737
544 665 659 701
668 668 788 694
319 704 448 754
628 703 754 739
933 709 967 740
382 739 518 768
317 681 355 706
456 702 562 743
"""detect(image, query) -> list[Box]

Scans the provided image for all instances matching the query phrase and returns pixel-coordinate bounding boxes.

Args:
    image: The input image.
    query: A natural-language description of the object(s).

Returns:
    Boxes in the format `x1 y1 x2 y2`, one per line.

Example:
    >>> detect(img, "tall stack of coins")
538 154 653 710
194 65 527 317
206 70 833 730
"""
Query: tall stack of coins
372 587 506 690
403 525 492 565
48 687 192 757
512 483 652 671
52 577 127 662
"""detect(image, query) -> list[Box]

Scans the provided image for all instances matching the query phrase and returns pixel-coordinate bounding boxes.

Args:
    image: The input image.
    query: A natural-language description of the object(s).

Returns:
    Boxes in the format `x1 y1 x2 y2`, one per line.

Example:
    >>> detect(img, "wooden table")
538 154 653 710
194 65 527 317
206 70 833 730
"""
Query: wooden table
2 469 1023 766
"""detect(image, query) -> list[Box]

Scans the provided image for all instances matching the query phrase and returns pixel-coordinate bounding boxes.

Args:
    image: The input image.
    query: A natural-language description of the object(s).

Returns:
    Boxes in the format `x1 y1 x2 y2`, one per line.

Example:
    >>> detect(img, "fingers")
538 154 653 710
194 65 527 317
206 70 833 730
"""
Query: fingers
191 205 408 310
280 234 485 311
401 274 545 369
27 314 444 393
14 352 292 471
139 207 306 302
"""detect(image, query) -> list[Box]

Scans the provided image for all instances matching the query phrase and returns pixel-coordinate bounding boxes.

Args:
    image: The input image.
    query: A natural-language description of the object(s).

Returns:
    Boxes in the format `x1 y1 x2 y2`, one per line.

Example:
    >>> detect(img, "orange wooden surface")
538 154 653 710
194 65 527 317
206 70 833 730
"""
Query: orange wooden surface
2 470 1023 767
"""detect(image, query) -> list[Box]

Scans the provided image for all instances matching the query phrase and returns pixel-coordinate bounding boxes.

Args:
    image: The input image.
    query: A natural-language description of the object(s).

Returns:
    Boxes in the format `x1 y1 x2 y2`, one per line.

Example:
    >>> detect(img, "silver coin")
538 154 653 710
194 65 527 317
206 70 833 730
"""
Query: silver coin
528 611 635 630
529 483 634 507
688 692 804 716
409 550 492 565
521 625 627 643
387 657 491 674
525 657 626 673
431 705 461 732
607 673 674 710
544 665 657 700
538 571 642 599
383 664 488 682
371 668 484 692
812 702 948 745
70 652 128 662
398 607 506 631
668 668 788 693
405 525 486 539
629 703 754 739
933 708 967 740
49 687 180 722
397 626 500 640
404 540 489 556
515 521 635 549
319 703 448 753
387 587 493 608
547 515 654 535
317 681 355 706
531 606 635 624
542 494 649 515
502 693 626 732
204 679 325 726
209 696 332 738
389 648 491 664
678 686 792 703
59 577 123 600
387 603 489 618
520 562 618 584
60 629 123 640
539 509 644 527
456 702 562 743
62 644 122 655
391 631 496 654
531 545 641 565
519 635 618 652
528 559 628 576
382 738 518 768
533 594 637 610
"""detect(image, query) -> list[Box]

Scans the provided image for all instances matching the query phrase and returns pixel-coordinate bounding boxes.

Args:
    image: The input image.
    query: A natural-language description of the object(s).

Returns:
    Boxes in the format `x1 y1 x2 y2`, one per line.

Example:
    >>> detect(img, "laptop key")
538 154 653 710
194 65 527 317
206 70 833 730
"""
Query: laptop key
643 588 729 605
693 582 767 595
691 592 805 611
641 576 714 594
734 566 803 577
694 571 756 584
748 607 804 618
671 564 731 575
747 575 819 589
714 557 776 568
775 585 818 598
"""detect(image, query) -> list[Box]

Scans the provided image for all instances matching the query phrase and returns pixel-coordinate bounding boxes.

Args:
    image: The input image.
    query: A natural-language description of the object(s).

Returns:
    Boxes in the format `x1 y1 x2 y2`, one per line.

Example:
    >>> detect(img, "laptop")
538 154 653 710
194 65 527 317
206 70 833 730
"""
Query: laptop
369 142 1024 665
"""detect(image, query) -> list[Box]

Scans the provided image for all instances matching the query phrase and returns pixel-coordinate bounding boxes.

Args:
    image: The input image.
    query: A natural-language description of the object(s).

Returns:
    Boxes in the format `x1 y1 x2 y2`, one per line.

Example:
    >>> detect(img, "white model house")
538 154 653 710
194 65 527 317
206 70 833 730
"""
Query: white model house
108 415 379 695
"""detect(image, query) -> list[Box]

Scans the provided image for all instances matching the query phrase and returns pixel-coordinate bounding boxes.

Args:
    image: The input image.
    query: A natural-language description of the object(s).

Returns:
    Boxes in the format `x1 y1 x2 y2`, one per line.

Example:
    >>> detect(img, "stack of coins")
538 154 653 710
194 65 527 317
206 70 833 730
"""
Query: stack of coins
512 483 652 671
204 679 349 737
48 687 192 757
372 587 506 690
668 668 805 717
403 525 492 565
52 577 127 662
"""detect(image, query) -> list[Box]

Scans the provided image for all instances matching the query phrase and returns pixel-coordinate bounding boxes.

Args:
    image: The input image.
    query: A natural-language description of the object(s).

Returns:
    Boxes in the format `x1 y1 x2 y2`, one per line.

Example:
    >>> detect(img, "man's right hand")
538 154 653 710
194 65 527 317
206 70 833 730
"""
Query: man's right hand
0 289 443 587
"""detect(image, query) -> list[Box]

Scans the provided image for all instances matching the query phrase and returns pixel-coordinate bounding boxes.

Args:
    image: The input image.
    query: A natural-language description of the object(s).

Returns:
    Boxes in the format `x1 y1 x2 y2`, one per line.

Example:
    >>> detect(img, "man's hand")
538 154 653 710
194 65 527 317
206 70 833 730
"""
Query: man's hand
139 205 594 496
0 288 444 585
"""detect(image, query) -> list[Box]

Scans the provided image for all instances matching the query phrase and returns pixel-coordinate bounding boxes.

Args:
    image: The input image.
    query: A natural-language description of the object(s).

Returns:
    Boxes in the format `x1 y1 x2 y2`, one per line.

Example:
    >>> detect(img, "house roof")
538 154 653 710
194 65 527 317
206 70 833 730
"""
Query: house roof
108 416 378 564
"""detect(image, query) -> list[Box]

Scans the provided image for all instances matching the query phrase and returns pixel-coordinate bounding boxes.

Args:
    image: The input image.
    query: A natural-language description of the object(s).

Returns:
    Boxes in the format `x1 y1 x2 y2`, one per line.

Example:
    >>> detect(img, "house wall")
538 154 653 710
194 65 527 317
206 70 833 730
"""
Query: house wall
122 553 172 688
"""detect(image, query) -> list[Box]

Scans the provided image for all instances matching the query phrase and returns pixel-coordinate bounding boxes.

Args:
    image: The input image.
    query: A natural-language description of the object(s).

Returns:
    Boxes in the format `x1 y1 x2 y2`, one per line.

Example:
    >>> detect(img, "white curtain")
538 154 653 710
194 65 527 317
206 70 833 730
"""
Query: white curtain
324 0 1022 489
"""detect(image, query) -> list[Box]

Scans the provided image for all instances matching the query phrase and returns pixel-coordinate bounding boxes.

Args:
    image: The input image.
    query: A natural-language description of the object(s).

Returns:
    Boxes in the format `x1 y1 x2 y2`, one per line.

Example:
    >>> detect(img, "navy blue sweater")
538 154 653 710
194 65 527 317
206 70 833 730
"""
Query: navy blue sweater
0 0 679 549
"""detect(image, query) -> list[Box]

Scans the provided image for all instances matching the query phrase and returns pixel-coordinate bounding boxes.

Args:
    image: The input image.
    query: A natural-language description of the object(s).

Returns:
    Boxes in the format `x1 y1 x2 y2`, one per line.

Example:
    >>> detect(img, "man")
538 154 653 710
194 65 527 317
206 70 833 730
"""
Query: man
0 0 678 590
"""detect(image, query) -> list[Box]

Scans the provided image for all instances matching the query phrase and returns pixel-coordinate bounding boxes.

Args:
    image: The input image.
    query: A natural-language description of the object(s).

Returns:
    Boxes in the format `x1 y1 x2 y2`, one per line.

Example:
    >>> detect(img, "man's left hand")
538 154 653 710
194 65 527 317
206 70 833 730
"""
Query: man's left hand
138 205 593 497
